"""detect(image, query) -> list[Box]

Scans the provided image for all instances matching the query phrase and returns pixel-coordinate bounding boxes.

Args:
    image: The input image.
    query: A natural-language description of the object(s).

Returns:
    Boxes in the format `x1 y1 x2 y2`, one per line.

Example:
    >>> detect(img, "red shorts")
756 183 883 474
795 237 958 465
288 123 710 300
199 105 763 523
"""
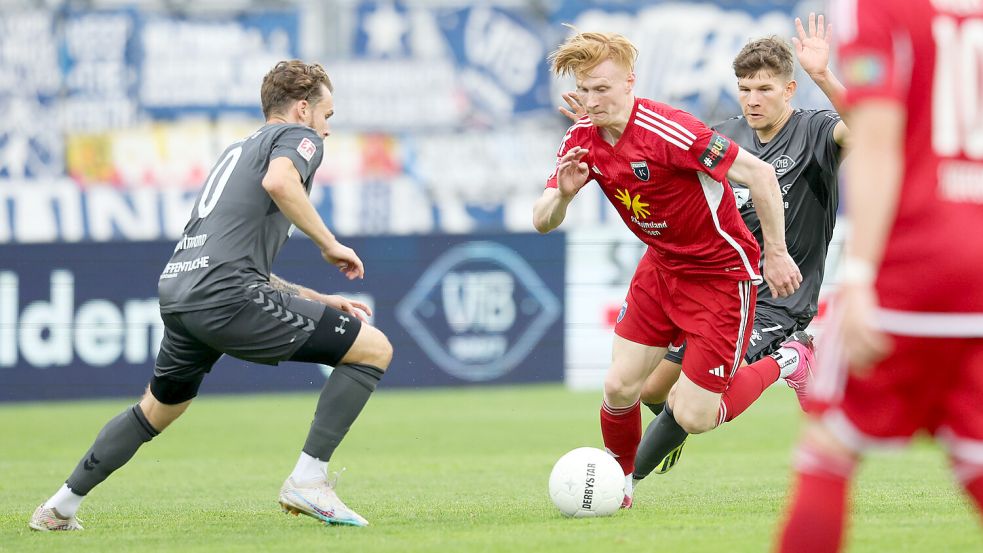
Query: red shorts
615 251 756 393
812 316 983 461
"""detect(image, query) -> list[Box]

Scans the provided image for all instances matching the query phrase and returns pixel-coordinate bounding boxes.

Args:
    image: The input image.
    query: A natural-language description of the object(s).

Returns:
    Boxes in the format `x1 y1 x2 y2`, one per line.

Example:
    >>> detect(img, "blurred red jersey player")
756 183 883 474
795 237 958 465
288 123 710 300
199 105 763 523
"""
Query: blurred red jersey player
777 0 983 551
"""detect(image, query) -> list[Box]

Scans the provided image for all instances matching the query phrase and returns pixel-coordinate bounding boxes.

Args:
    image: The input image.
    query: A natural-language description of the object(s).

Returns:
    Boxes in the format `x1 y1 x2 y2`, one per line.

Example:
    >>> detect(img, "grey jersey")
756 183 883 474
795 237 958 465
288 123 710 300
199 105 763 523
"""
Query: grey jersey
715 109 842 319
158 123 324 313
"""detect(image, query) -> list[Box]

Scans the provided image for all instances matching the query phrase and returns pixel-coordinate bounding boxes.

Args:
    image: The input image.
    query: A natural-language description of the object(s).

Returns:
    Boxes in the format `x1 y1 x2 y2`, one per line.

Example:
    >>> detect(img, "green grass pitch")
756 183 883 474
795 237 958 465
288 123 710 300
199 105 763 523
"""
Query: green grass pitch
1 384 980 552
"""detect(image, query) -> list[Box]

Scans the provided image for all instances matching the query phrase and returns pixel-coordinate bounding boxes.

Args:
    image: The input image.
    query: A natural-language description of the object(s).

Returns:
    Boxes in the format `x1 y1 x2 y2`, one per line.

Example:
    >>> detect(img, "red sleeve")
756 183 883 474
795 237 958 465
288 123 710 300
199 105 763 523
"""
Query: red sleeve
658 108 739 183
546 121 592 189
834 0 910 108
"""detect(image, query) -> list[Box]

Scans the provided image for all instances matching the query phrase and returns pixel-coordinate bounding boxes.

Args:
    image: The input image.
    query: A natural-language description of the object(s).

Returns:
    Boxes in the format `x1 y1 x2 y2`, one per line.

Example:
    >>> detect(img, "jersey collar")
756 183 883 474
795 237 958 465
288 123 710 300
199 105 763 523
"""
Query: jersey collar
594 97 640 154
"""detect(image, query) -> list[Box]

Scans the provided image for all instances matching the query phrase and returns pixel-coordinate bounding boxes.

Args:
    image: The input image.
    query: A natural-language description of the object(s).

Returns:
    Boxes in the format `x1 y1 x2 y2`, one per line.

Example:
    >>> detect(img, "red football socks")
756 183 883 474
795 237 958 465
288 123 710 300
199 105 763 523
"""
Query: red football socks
600 400 641 475
718 357 780 424
777 444 855 553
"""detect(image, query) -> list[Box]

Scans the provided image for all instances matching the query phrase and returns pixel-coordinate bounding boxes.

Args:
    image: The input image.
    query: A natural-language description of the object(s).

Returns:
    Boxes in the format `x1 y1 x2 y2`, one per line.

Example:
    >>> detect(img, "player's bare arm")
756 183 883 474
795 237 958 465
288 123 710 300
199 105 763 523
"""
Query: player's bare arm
794 12 850 146
533 146 590 233
262 156 364 280
839 100 904 370
726 148 801 298
270 273 372 321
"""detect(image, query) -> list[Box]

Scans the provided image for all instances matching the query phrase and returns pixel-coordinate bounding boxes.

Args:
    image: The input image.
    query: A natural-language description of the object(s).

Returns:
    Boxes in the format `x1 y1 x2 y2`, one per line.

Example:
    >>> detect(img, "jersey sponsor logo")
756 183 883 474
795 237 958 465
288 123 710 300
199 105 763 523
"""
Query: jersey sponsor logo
700 132 731 170
771 155 796 176
630 217 667 236
173 233 208 252
708 365 725 378
297 137 317 162
159 256 210 279
617 301 628 323
615 188 651 219
630 161 650 181
733 187 751 208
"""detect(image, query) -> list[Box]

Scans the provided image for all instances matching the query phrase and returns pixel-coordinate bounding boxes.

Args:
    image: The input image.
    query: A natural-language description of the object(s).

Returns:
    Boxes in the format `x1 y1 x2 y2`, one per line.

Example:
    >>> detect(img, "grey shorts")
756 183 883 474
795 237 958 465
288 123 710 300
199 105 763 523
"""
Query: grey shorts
665 304 810 365
155 283 360 381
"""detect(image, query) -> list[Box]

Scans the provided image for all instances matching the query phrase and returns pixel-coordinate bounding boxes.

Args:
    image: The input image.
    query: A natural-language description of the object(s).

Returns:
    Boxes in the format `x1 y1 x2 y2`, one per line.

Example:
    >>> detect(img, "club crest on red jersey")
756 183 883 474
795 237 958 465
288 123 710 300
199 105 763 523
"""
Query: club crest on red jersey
630 161 650 181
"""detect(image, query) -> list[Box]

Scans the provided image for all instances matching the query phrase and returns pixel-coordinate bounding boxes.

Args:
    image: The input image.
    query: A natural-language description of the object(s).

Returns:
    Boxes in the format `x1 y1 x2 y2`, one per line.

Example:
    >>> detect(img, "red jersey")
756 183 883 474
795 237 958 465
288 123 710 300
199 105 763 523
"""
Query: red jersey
836 0 983 332
547 98 761 282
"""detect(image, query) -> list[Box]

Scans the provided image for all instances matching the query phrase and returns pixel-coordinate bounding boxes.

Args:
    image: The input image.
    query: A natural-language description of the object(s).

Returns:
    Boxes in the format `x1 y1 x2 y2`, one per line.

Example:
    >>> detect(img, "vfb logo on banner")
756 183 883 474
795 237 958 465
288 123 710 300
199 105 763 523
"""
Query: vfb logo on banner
396 241 560 382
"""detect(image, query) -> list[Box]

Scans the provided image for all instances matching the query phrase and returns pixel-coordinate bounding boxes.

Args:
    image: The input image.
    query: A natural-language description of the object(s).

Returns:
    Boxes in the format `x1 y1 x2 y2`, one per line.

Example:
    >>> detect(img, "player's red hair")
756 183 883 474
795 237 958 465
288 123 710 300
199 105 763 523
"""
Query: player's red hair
549 29 638 79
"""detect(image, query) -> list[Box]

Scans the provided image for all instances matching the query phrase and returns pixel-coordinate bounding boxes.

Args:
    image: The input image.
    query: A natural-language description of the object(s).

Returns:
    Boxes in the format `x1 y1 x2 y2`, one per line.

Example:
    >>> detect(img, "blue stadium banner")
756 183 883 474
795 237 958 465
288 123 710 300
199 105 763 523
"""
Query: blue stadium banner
137 10 300 118
547 1 830 124
0 233 564 401
349 1 553 125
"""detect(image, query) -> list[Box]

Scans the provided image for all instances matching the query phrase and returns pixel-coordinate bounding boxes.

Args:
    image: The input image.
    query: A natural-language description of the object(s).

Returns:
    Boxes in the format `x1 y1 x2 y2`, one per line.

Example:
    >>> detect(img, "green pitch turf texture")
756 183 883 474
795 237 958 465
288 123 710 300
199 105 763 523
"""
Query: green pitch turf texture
1 384 980 552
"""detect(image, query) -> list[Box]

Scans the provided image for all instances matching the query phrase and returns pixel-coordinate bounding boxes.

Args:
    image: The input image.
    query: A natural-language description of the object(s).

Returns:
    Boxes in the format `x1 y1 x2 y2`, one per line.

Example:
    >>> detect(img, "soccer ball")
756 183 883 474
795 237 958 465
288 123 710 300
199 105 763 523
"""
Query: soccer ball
548 447 625 517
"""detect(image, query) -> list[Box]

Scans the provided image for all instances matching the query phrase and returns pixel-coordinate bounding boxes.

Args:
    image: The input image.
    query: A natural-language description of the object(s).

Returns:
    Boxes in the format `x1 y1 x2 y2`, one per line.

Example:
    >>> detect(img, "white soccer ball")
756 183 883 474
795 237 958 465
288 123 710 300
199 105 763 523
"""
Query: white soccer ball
548 447 626 518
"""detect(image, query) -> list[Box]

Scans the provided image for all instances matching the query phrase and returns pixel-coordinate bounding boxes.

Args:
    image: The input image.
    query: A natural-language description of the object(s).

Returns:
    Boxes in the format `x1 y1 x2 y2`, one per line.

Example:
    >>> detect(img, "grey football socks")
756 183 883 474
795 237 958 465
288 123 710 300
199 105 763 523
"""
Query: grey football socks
66 404 159 495
632 404 688 480
302 363 384 462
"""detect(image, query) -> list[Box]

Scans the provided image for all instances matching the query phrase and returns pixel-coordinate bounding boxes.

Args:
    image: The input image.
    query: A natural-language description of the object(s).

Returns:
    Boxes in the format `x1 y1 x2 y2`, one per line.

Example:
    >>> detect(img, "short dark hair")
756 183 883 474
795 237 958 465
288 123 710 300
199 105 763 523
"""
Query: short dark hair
732 37 794 80
260 60 333 119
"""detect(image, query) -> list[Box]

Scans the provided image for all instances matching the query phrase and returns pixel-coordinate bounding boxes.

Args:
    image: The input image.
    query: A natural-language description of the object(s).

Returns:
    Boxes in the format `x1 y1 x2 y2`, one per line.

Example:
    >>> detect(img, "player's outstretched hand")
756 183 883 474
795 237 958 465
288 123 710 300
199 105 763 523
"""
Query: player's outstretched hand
793 12 832 78
556 146 590 198
318 294 372 322
321 242 365 280
559 91 586 122
764 251 802 298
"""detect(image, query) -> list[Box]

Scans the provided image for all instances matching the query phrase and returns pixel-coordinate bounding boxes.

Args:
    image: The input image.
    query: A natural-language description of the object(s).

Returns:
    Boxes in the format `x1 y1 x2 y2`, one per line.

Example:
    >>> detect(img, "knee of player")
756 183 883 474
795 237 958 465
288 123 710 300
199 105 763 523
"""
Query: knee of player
602 373 639 405
640 378 670 404
349 325 393 370
671 403 716 435
374 331 393 369
140 381 194 432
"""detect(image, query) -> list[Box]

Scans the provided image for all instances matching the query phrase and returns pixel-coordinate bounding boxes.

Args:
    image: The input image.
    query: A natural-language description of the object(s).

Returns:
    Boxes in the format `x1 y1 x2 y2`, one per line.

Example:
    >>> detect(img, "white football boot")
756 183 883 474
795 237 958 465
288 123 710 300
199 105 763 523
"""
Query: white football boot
278 472 368 527
28 504 83 531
